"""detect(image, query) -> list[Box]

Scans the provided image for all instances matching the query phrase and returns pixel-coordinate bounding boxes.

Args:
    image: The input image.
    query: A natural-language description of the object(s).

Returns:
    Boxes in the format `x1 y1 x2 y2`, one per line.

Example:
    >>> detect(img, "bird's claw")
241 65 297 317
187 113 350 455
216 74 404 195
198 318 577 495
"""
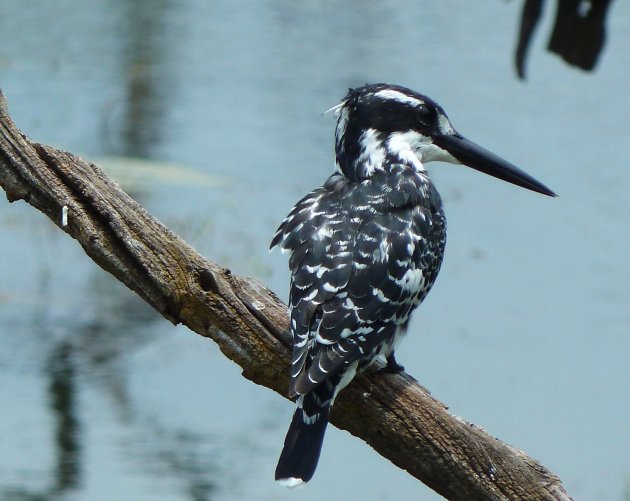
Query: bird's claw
377 355 405 374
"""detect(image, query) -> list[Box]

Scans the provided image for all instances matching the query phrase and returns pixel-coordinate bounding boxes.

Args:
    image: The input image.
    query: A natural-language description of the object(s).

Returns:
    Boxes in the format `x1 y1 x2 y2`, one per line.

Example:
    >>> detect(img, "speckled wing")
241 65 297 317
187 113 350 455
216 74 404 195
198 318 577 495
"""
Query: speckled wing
271 172 444 397
271 179 356 395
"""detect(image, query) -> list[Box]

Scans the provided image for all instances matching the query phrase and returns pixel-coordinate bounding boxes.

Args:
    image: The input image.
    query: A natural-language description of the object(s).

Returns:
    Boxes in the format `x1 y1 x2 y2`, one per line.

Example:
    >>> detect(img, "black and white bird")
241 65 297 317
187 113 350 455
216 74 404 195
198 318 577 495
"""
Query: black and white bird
270 83 555 486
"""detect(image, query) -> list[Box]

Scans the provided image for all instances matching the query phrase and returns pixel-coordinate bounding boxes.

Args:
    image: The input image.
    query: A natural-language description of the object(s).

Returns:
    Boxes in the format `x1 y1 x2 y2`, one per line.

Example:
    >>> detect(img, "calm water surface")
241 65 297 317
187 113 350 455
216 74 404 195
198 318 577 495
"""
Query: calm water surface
1 1 629 500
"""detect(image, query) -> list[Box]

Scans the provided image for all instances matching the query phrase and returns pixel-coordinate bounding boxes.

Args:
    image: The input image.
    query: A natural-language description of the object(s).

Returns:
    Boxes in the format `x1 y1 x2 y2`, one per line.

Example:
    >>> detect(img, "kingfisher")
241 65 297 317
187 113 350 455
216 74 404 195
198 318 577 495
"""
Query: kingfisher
270 83 555 486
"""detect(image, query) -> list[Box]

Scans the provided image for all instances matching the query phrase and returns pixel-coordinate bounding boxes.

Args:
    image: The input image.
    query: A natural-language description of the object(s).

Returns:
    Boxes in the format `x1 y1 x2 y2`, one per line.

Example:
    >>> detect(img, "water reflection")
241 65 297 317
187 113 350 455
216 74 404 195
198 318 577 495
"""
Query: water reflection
0 250 222 500
114 0 174 158
121 425 218 501
47 342 82 493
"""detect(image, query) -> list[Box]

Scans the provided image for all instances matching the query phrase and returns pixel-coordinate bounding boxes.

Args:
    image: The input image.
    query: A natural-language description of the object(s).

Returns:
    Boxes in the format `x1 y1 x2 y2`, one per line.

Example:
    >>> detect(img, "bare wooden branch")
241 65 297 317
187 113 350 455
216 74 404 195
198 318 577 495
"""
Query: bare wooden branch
0 90 572 501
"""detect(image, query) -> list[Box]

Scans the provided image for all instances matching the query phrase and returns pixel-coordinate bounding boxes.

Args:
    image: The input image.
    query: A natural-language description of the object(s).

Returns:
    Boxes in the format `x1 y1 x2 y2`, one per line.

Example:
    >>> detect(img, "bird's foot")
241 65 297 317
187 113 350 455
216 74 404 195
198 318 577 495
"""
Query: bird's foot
377 354 405 374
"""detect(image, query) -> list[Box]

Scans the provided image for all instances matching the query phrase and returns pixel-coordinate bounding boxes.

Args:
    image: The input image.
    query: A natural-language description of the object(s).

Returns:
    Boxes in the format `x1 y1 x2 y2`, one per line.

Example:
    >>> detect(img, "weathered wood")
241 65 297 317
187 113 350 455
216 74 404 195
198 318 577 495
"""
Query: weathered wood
0 90 572 501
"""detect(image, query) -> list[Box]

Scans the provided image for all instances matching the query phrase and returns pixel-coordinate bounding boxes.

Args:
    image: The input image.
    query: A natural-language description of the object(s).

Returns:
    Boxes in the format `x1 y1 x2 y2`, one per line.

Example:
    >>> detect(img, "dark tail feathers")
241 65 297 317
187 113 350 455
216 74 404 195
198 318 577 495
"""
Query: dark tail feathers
275 393 331 486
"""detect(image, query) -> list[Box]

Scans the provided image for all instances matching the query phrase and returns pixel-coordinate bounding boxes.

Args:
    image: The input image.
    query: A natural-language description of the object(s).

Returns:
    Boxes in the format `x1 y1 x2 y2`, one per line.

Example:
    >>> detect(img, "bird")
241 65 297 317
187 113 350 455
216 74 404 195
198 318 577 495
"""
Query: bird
270 83 555 487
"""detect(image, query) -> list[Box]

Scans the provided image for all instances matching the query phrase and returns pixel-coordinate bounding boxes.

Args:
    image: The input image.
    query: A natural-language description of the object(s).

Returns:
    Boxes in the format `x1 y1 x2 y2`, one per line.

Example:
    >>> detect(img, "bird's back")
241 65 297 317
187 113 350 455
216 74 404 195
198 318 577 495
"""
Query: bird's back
271 165 446 396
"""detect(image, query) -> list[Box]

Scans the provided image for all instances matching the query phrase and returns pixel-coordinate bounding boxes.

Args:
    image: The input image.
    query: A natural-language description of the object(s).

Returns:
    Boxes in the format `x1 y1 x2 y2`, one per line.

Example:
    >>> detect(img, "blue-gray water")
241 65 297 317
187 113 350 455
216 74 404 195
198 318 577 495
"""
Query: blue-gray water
1 1 629 500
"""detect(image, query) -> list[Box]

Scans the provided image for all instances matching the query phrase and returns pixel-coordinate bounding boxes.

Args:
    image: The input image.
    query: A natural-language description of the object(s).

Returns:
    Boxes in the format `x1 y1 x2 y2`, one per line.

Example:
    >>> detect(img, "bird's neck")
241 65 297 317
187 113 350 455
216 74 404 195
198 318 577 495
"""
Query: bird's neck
335 128 425 182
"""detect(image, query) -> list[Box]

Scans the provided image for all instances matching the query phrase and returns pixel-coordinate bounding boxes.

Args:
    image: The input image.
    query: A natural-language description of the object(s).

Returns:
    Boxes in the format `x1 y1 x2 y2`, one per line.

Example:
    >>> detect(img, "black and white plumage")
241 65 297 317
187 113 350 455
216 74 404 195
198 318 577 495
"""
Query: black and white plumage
271 83 555 487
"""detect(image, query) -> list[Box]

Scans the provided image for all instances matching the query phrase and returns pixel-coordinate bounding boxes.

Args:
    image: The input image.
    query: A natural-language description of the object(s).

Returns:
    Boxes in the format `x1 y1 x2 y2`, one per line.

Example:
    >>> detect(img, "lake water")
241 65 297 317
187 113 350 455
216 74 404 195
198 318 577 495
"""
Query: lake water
1 1 629 500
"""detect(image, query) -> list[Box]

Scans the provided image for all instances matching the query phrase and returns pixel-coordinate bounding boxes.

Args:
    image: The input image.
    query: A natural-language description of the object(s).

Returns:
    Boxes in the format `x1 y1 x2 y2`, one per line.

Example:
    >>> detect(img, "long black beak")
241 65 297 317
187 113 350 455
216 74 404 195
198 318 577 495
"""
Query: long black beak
434 133 557 197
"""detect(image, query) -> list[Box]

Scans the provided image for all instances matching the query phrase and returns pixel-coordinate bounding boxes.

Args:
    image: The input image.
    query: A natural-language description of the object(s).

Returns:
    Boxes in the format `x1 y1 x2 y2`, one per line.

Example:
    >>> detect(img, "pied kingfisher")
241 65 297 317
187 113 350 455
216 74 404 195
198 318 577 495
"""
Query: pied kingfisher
270 83 555 486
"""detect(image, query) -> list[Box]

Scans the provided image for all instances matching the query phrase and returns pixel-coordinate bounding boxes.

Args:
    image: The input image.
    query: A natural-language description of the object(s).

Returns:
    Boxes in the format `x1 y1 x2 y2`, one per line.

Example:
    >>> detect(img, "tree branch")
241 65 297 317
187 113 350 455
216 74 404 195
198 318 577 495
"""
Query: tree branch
0 90 572 501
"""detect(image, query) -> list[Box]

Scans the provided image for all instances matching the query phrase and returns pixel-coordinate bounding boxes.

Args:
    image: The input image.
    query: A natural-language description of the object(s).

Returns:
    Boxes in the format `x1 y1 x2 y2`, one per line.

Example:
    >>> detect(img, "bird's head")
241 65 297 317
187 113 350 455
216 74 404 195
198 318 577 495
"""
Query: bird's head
330 83 555 196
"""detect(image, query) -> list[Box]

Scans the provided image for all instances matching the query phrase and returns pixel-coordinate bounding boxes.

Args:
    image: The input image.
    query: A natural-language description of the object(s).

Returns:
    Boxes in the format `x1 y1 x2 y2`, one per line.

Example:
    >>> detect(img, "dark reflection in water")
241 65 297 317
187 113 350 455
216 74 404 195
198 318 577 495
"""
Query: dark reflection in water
123 425 219 501
116 0 174 158
47 342 82 493
69 275 221 500
1 261 221 500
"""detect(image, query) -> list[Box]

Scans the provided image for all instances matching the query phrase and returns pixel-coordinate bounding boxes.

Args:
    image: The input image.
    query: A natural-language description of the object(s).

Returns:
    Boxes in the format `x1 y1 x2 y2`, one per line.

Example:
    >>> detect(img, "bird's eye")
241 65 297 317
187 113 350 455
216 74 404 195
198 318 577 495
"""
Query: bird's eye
416 106 436 126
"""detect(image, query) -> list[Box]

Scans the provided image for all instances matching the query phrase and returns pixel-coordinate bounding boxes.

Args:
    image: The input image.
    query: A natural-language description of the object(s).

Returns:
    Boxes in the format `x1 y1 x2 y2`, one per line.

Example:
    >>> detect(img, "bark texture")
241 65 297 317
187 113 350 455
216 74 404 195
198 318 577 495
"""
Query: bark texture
0 90 572 501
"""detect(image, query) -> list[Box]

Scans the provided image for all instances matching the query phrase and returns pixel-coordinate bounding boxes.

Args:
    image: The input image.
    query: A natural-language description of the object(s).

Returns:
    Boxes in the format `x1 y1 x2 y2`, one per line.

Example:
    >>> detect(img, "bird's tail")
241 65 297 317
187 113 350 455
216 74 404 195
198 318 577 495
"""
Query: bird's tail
275 383 335 486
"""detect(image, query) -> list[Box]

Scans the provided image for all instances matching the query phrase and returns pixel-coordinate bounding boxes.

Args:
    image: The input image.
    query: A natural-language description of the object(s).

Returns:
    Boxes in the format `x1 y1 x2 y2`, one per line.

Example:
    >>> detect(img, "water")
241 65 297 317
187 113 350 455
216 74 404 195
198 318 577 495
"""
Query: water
1 1 629 500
